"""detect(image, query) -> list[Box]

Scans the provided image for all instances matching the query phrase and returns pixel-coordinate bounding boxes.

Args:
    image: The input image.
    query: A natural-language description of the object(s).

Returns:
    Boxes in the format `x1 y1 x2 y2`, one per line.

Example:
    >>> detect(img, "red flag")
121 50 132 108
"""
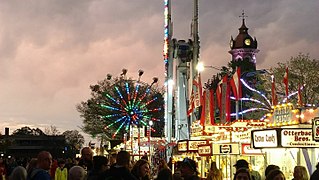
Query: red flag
198 73 203 108
187 89 195 116
230 67 242 100
220 75 231 123
200 90 206 126
298 84 303 106
209 89 215 125
271 76 278 106
193 78 202 109
224 76 231 122
283 67 289 97
188 74 203 119
203 89 212 126
215 79 222 109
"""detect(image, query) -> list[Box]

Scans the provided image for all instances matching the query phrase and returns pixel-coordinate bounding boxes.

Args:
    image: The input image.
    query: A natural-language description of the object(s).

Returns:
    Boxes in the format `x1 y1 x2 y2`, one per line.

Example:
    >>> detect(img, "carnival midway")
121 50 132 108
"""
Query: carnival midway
93 0 319 180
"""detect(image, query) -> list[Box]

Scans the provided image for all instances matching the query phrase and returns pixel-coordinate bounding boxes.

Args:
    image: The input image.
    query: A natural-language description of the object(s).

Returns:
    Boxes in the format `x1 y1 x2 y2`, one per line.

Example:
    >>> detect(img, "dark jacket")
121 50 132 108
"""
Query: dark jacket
183 175 200 180
27 168 51 180
78 159 93 172
103 165 138 180
310 169 319 180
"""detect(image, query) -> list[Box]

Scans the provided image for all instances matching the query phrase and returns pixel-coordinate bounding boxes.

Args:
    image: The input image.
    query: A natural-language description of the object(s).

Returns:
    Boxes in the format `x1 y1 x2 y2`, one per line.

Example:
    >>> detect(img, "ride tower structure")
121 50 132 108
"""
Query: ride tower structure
163 0 200 150
189 0 200 127
163 0 174 159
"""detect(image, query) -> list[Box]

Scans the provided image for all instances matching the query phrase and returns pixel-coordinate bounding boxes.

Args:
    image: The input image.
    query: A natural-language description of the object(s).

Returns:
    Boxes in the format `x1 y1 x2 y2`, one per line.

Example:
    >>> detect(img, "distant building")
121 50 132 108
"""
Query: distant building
0 128 67 158
229 12 259 73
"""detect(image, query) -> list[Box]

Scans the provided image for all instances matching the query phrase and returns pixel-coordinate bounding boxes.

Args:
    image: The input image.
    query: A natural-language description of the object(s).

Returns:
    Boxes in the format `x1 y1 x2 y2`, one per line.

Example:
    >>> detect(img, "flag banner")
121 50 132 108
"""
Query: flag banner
203 89 211 126
225 78 231 123
195 74 203 121
283 67 289 98
194 79 200 109
209 89 215 125
230 67 242 100
189 73 203 120
201 90 207 126
221 76 231 123
187 89 195 116
216 79 222 109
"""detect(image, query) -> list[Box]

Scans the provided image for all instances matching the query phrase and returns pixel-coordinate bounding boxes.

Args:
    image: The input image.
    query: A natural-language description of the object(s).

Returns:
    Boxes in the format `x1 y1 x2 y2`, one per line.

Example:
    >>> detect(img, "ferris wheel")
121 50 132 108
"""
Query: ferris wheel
97 69 164 139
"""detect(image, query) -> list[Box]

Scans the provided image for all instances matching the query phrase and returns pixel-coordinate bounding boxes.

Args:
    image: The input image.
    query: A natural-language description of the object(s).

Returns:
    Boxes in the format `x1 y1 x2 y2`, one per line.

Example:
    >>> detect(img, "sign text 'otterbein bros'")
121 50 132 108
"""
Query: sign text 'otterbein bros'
281 129 319 147
252 130 278 148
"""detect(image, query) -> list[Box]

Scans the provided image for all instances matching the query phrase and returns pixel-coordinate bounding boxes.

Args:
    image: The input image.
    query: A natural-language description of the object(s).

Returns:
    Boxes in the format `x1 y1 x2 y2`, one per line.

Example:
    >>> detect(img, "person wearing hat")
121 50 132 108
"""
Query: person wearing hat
180 158 200 180
234 159 261 180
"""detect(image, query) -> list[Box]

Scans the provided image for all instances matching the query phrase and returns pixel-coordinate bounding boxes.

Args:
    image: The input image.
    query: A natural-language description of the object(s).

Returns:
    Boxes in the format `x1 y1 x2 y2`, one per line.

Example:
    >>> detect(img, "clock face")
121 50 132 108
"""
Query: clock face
245 39 251 46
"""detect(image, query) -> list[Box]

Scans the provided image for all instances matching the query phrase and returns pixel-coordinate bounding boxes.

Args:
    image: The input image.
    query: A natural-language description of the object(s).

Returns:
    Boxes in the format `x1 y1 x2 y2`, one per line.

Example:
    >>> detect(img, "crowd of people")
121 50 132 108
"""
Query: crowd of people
223 159 319 180
0 147 319 180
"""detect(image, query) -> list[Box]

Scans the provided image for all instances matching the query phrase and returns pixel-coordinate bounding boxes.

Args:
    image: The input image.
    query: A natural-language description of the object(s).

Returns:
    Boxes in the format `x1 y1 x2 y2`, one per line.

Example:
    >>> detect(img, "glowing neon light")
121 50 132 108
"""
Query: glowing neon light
230 107 269 116
282 90 298 103
241 78 272 106
240 97 271 109
163 0 170 77
100 80 162 138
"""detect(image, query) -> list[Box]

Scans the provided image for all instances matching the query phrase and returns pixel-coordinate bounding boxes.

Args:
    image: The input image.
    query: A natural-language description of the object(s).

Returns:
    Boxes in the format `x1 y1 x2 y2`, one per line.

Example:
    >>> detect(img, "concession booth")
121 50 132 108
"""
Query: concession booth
175 120 267 180
251 104 319 179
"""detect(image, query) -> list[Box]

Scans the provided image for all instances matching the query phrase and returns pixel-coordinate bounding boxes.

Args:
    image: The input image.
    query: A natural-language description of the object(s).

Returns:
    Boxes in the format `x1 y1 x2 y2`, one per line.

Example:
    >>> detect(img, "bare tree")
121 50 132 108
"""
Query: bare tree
44 125 61 135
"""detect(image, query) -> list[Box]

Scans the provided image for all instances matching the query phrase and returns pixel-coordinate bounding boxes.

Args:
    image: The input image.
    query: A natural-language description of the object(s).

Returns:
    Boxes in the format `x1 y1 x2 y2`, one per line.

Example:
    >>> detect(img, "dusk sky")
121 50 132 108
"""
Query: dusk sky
0 0 318 144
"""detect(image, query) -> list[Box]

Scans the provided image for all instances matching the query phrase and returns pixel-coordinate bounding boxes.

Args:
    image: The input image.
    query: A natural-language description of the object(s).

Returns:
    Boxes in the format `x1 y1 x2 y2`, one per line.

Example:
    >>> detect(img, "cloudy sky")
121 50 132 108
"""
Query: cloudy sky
0 0 318 144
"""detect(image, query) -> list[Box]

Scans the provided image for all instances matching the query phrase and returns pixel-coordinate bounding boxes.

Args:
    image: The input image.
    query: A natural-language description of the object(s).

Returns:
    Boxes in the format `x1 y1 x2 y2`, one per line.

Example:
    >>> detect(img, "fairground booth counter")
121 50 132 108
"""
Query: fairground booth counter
174 103 319 180
251 103 319 180
174 119 267 180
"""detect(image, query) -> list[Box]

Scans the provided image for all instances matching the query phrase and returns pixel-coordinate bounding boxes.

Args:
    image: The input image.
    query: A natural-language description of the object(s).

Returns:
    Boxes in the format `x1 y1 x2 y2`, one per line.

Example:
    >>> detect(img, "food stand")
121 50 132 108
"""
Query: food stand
251 104 319 179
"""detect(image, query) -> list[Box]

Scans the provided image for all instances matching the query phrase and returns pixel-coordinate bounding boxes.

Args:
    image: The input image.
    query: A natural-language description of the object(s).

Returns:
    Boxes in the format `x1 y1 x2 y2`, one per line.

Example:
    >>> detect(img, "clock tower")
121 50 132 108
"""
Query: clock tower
229 11 259 73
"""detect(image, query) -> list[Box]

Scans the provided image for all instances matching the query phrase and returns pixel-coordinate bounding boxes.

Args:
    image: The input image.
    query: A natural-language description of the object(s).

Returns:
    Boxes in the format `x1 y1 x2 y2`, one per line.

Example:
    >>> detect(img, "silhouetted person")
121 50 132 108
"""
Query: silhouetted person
207 161 222 180
55 159 67 180
265 165 280 178
293 166 309 180
180 158 200 180
310 162 319 180
156 167 172 180
27 151 52 180
9 166 27 180
266 169 285 180
68 166 86 180
78 147 94 172
131 159 150 180
234 159 261 180
104 151 138 180
88 156 108 180
234 168 253 180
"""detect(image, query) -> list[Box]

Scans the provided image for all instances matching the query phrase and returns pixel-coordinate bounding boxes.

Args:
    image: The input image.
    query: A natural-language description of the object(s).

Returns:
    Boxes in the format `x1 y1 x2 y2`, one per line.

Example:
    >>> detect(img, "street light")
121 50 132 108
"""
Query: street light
148 120 153 166
121 68 128 79
138 70 144 82
196 62 222 72
106 74 112 80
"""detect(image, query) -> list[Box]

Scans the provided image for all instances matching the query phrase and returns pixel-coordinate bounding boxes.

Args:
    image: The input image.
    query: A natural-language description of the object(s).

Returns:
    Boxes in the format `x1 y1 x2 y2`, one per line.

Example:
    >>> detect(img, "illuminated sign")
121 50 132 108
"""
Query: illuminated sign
252 129 278 148
198 144 212 156
232 131 251 142
132 127 145 138
281 128 319 147
273 104 293 124
177 140 206 152
212 143 240 155
188 140 207 151
177 141 187 152
241 143 263 155
313 117 319 141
